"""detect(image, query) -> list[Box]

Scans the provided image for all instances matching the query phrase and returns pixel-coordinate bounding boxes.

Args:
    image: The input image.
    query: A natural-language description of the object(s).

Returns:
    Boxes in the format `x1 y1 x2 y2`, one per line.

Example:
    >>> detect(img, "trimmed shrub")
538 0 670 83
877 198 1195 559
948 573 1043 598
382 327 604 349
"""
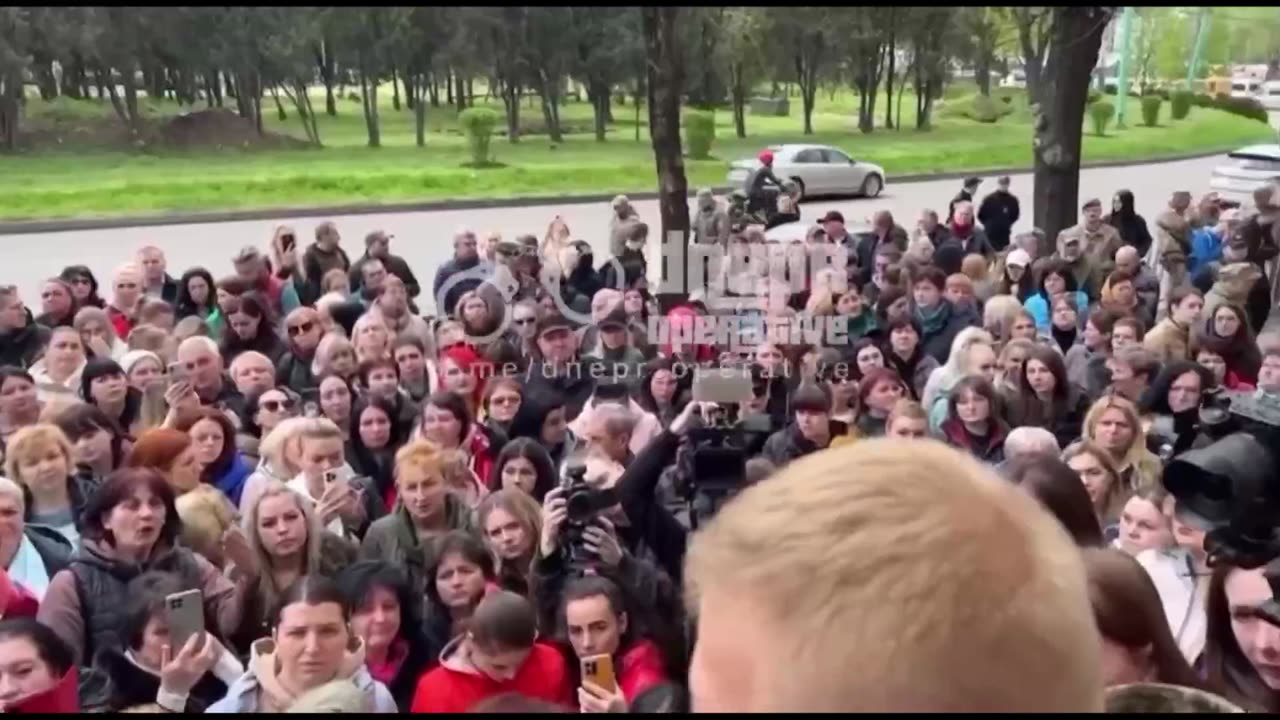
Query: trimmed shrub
458 107 499 165
1087 89 1102 105
1170 90 1192 120
1214 95 1269 123
1140 95 1162 127
684 110 715 159
1192 93 1214 108
1090 100 1115 136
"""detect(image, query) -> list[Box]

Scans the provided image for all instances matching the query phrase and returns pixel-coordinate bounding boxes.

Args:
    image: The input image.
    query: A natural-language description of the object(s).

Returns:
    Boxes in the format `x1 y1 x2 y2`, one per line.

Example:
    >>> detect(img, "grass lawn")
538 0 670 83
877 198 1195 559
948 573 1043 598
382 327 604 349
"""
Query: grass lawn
0 83 1272 221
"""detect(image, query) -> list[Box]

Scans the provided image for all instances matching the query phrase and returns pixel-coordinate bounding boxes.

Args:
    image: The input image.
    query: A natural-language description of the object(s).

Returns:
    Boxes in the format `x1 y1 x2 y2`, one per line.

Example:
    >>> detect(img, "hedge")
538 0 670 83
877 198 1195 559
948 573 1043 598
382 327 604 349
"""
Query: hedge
1090 100 1115 136
458 107 499 165
1140 95 1162 127
684 110 715 159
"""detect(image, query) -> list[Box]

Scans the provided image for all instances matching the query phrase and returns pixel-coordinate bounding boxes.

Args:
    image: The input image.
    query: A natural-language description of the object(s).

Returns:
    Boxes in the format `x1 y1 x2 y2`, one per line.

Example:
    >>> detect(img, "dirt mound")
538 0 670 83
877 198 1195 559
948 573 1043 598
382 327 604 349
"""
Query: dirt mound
149 109 309 150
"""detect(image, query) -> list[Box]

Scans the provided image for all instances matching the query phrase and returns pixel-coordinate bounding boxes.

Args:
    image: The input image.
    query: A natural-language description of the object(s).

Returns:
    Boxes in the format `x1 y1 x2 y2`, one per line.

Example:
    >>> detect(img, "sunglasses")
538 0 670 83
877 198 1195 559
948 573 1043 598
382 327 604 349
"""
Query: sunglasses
287 321 316 337
513 317 536 326
490 395 520 406
260 398 296 413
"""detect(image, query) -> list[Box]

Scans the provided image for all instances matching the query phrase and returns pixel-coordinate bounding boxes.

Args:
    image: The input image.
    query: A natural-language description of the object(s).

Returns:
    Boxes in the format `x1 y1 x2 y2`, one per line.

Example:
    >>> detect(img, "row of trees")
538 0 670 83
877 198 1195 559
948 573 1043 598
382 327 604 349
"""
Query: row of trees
1 6 1137 153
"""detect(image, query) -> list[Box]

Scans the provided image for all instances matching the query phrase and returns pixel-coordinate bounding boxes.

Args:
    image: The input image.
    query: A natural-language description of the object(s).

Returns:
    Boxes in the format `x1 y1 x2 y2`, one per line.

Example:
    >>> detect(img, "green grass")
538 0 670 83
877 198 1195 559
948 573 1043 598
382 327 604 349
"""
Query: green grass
0 83 1272 221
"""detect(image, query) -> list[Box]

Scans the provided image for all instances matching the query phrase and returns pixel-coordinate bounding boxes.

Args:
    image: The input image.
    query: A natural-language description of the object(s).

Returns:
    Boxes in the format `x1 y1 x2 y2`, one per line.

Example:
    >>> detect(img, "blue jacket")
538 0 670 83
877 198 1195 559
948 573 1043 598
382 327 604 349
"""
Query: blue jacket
212 454 253 508
1189 226 1223 275
1024 291 1089 333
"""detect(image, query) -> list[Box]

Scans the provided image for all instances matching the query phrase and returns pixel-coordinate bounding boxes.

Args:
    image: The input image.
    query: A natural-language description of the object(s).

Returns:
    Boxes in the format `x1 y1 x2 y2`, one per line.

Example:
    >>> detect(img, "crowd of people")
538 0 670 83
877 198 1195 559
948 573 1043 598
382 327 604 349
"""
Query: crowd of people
0 173 1279 712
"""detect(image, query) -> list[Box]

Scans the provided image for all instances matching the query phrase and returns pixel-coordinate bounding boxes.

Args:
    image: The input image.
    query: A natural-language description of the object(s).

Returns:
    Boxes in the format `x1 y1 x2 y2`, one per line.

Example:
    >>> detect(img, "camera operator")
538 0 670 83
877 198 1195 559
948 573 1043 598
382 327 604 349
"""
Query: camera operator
532 462 678 638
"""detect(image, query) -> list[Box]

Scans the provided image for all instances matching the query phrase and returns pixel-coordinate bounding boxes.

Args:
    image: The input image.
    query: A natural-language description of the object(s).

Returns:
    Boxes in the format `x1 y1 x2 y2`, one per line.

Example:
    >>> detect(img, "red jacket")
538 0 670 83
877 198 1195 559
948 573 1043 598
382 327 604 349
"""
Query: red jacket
410 641 571 713
6 667 79 713
0 568 38 619
106 305 133 341
616 640 668 702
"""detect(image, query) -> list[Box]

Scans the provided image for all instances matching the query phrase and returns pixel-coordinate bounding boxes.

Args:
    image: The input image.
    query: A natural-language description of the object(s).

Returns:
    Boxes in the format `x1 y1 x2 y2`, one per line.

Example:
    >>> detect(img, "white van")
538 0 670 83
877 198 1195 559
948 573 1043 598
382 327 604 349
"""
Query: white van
1260 80 1280 111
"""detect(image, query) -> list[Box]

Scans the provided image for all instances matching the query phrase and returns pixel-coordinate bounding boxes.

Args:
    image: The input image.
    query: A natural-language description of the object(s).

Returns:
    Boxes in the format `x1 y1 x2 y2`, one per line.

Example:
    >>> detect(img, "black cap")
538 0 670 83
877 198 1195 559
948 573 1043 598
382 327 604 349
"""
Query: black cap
964 176 982 187
819 210 845 224
599 306 629 332
536 312 574 338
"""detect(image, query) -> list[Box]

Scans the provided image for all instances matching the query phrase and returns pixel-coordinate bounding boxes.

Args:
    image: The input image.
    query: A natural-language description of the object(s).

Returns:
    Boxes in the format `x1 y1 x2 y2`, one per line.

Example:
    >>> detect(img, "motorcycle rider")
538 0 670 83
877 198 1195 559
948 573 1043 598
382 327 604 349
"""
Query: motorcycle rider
744 150 783 217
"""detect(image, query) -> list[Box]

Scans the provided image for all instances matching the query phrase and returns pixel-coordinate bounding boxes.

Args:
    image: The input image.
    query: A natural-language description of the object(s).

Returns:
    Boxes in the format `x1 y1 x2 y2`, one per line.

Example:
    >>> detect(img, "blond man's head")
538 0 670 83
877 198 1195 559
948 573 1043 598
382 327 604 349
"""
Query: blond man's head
684 439 1103 712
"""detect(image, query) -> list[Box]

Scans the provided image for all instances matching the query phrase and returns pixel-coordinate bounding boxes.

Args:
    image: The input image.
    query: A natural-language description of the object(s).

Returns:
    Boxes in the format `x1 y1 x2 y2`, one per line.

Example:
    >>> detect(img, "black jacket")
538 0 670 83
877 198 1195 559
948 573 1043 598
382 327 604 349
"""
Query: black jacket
300 243 352 305
761 423 838 469
25 524 72 577
80 645 228 713
1106 190 1155 257
274 349 318 392
521 361 596 423
918 300 980 364
432 257 488 317
977 190 1021 251
0 312 50 370
854 226 910 283
614 430 690 586
947 188 974 224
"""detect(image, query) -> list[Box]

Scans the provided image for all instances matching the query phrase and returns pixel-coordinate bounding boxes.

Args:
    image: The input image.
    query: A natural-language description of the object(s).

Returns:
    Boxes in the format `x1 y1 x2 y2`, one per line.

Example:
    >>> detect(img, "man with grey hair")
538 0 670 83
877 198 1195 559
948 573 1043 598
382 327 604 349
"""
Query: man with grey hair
1002 426 1060 464
0 475 71 600
432 227 490 316
583 402 638 468
177 335 245 416
228 350 276 397
609 194 642 258
1113 245 1159 320
692 188 730 246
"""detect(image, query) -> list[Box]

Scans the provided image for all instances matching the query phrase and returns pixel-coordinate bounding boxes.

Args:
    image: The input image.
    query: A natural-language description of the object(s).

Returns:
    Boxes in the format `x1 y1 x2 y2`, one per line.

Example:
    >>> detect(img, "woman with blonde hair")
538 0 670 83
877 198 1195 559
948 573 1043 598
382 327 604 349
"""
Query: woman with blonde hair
1062 440 1127 530
1083 395 1163 494
238 416 312 514
73 306 127 361
175 484 239 568
982 294 1023 344
351 313 391 364
476 489 542 597
231 480 354 654
4 424 94 546
995 338 1035 394
310 333 358 383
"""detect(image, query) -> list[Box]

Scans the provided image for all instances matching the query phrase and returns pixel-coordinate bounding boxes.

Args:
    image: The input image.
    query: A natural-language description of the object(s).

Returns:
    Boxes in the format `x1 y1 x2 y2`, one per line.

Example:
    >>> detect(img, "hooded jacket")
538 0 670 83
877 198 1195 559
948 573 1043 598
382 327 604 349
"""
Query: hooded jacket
358 497 476 606
886 345 940 401
977 189 1020 250
1203 262 1264 327
692 191 730 246
0 310 50 370
207 637 396 713
409 638 571 713
915 300 980 365
940 417 1008 464
1105 190 1155 257
1196 314 1261 384
80 643 240 713
1143 317 1193 364
300 242 351 304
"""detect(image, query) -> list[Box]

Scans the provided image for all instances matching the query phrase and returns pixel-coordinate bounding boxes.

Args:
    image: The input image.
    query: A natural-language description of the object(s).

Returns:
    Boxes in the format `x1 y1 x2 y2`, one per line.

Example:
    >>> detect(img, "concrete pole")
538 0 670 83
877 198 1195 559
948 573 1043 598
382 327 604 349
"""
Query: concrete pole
1186 8 1211 89
1115 7 1135 127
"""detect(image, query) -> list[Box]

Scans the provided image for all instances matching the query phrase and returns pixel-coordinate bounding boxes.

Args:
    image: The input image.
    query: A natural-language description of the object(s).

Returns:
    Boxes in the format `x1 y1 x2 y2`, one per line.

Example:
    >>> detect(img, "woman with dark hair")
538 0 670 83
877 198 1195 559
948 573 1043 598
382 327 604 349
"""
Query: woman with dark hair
317 374 354 439
1082 547 1204 689
1062 441 1128 532
335 561 434 712
633 358 685 428
237 386 298 462
940 375 1008 463
487 437 558 502
1106 189 1155 257
1023 259 1089 333
208 574 397 712
421 531 497 656
1196 304 1261 385
883 316 939 401
1005 455 1105 547
36 277 78 329
53 402 128 482
507 392 574 471
80 571 243 713
853 368 909 438
175 267 222 338
1139 361 1212 456
0 367 40 452
36 467 246 666
0 617 79 712
219 293 285 365
347 394 402 506
80 358 143 436
179 408 252 507
417 390 503 484
126 428 201 496
1203 564 1280 711
60 264 106 309
477 489 542 596
1001 345 1090 449
996 249 1036 302
480 376 523 436
850 338 887 382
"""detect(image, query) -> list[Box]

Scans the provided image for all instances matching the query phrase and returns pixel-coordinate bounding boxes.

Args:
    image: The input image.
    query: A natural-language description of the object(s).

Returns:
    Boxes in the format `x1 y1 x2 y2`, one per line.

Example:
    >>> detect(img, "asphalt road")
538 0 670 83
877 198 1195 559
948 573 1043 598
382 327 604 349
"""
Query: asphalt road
0 153 1235 314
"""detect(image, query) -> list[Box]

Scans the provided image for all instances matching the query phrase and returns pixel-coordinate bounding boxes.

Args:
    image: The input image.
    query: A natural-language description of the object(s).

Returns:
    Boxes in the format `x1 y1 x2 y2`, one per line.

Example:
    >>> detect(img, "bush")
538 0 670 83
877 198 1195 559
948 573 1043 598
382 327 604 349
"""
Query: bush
962 94 1015 123
458 107 499 165
1090 100 1115 136
683 110 715 159
1170 90 1192 120
1213 95 1269 123
1192 93 1214 108
1087 89 1102 105
1140 95 1162 127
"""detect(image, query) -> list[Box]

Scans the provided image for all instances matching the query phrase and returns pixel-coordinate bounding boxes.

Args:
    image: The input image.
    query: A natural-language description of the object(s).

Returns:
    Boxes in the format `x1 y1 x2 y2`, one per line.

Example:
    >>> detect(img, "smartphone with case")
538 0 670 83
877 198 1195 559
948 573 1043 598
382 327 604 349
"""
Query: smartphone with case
692 367 752 404
164 589 204 653
167 362 189 387
581 654 617 693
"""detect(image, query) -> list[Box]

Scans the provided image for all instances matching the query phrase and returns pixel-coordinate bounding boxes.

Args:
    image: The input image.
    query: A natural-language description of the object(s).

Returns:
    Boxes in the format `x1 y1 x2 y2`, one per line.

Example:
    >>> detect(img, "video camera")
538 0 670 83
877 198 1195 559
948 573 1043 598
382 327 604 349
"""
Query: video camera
1163 389 1280 625
559 461 618 568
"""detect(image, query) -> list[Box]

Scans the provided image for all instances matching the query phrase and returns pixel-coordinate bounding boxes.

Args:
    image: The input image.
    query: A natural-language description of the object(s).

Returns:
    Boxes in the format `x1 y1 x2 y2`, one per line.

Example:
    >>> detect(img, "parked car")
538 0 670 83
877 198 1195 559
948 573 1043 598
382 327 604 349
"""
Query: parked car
726 144 886 200
999 71 1027 89
1259 80 1280 112
1209 145 1280 206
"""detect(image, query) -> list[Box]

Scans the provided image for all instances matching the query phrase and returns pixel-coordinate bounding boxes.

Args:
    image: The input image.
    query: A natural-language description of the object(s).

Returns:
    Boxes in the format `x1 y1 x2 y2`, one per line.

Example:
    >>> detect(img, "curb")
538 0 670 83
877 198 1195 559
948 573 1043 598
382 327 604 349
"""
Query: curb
0 147 1235 235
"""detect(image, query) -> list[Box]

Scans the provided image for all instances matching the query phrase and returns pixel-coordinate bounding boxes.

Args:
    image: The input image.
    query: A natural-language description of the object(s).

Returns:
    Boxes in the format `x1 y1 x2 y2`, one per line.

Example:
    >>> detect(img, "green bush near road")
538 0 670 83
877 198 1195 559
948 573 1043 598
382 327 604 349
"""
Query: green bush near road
684 110 715 159
1140 96 1162 127
1170 91 1192 121
458 108 499 166
1089 101 1115 136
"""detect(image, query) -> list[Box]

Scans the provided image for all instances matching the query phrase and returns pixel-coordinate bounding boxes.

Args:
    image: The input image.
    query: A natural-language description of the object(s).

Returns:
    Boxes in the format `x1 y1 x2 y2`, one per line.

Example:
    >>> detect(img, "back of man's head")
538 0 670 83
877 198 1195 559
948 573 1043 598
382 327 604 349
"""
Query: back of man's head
1004 426 1061 461
684 439 1102 712
470 590 537 652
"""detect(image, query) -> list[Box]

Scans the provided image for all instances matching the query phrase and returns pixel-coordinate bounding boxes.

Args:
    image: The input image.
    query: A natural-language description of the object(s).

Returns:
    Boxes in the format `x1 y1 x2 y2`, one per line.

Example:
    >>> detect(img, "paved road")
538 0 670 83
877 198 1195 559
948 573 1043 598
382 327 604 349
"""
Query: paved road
0 154 1233 314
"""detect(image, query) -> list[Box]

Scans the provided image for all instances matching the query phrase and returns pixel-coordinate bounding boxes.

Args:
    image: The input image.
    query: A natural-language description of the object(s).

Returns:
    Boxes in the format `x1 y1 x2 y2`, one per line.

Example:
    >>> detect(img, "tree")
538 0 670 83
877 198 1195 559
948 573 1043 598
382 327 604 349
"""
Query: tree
1032 7 1112 244
717 7 766 138
524 6 574 143
1008 7 1053 103
958 7 1005 96
0 8 32 151
905 8 956 130
766 7 835 135
845 7 893 133
570 7 638 142
642 6 690 309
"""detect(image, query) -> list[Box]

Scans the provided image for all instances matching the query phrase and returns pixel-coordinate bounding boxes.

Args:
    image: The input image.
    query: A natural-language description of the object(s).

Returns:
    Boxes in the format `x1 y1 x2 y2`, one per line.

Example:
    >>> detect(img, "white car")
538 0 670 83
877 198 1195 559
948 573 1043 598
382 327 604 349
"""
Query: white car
1259 80 1280 111
764 219 875 244
726 144 886 200
1209 145 1280 206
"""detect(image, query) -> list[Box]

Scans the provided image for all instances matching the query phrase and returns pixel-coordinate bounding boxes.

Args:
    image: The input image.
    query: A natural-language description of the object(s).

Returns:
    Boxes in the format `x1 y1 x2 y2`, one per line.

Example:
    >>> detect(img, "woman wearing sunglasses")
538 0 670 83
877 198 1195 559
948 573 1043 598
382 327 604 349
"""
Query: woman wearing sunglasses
238 387 300 465
277 308 324 393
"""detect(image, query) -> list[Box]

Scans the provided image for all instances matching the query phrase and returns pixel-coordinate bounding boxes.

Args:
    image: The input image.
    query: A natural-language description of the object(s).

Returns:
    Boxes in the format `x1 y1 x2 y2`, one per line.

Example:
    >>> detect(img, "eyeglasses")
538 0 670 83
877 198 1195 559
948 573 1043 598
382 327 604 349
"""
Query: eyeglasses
287 321 316 337
513 317 536 326
260 399 296 413
490 395 520 406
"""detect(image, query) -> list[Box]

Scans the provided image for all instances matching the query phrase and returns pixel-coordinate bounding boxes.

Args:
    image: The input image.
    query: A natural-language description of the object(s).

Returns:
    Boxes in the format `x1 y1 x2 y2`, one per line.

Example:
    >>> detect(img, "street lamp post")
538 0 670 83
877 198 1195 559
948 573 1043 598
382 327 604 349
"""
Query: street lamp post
1186 8 1211 90
1115 6 1135 127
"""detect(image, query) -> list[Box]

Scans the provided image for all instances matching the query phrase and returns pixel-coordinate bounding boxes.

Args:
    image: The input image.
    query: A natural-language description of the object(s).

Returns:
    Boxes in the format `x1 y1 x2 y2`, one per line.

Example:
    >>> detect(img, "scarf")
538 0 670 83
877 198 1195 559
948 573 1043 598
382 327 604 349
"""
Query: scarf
914 303 948 337
1051 325 1078 355
7 534 50 600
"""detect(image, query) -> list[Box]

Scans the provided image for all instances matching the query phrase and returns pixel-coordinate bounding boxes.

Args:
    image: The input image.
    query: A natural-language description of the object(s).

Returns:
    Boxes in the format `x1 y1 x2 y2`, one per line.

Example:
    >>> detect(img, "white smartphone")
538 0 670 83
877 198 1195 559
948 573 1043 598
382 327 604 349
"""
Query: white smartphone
164 589 205 653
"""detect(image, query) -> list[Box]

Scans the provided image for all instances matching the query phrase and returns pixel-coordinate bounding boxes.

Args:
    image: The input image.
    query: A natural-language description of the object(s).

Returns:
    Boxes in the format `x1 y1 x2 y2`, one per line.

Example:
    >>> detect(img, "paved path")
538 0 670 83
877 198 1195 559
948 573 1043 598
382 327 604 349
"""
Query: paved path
0 154 1233 313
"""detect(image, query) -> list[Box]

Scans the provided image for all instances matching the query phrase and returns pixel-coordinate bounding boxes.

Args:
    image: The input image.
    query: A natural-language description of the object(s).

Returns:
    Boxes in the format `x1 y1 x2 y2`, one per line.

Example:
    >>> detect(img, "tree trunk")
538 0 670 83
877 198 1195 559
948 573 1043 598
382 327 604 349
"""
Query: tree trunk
466 77 475 105
642 6 691 310
100 68 130 125
406 72 416 110
502 78 521 143
34 57 58 101
122 65 141 129
415 74 427 147
454 72 467 112
1032 7 1110 244
203 73 216 108
731 62 747 138
0 73 20 151
446 70 454 105
64 58 84 100
976 48 992 96
359 61 381 148
428 72 440 107
252 74 264 135
391 66 401 111
884 24 896 130
538 75 564 143
318 38 337 116
271 85 287 121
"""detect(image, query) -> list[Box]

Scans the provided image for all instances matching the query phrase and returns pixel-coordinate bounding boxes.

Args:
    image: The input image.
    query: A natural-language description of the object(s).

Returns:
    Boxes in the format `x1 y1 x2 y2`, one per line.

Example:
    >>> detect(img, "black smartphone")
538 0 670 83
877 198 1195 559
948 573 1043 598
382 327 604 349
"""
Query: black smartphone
281 233 296 252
